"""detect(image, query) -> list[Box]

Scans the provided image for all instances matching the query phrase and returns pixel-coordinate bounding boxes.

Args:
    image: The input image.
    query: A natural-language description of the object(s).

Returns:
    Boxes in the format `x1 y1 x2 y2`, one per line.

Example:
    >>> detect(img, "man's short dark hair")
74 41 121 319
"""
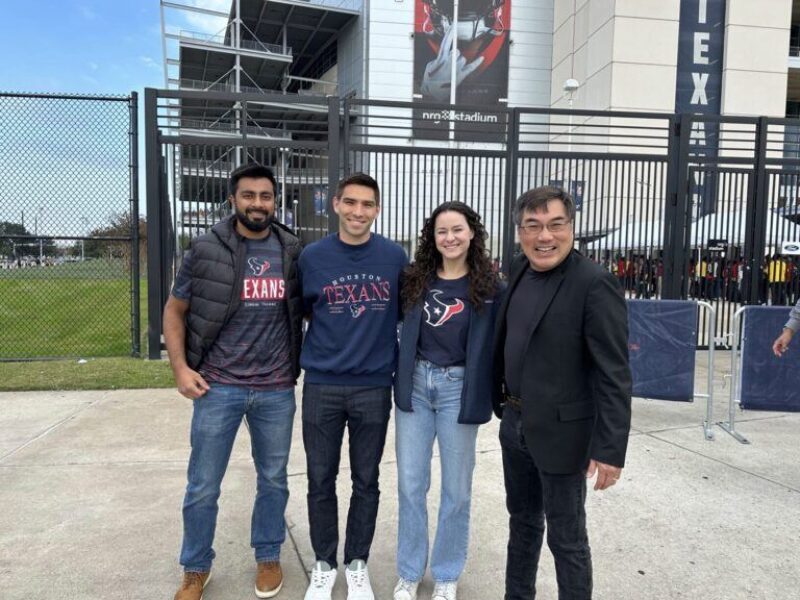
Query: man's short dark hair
514 186 576 226
335 173 381 205
229 163 278 197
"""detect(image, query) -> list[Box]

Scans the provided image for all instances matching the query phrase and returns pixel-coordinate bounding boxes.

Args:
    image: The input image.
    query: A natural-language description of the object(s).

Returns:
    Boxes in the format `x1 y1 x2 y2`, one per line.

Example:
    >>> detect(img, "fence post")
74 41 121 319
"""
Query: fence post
129 91 141 357
501 107 519 276
327 95 341 234
144 88 164 360
662 113 692 299
742 116 769 305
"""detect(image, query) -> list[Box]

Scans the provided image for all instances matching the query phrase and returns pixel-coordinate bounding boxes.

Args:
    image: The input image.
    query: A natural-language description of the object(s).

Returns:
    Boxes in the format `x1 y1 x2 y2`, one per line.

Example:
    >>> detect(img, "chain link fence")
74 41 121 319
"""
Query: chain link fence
0 92 139 360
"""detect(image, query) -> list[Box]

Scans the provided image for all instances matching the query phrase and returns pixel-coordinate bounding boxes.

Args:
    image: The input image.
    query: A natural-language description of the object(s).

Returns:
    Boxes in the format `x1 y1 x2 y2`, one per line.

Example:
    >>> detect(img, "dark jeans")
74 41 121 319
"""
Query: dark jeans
499 407 592 600
302 382 392 568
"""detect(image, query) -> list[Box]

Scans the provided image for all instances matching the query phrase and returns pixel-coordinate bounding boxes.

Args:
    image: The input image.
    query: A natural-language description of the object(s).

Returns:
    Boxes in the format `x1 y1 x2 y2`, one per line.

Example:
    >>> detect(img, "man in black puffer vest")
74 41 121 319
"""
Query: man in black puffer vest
164 163 303 600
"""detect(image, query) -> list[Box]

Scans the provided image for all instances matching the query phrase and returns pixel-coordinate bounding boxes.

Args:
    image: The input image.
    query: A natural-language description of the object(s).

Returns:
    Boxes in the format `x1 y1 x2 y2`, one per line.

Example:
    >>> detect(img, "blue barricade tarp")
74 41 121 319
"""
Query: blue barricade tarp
627 299 697 402
740 306 800 412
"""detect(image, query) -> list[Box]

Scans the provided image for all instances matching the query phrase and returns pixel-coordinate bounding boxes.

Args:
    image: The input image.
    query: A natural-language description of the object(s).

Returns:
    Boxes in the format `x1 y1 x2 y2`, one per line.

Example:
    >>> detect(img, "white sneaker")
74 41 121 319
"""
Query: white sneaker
345 559 375 600
393 577 419 600
304 561 337 600
432 580 458 600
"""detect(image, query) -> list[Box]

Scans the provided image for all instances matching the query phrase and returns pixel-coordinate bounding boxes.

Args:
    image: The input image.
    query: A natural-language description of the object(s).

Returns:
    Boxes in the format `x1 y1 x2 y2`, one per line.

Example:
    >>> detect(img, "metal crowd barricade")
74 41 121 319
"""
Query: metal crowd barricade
627 299 716 440
720 306 750 444
721 305 800 444
697 301 717 441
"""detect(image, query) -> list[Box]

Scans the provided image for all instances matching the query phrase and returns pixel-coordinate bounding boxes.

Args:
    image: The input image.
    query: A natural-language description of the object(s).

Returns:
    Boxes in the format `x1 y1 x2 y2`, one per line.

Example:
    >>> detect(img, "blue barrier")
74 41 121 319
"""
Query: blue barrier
740 306 800 412
627 300 697 401
627 299 716 440
740 306 800 411
721 306 800 444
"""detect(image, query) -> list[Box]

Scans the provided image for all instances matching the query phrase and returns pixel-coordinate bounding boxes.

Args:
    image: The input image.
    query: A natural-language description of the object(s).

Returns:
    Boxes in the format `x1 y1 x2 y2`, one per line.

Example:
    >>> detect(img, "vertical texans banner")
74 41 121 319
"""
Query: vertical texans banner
413 0 511 141
675 0 726 217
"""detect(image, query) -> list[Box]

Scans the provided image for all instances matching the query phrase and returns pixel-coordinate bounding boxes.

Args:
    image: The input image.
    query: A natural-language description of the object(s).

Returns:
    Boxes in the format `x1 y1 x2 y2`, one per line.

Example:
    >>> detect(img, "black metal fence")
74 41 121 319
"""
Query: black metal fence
0 92 139 360
145 88 800 353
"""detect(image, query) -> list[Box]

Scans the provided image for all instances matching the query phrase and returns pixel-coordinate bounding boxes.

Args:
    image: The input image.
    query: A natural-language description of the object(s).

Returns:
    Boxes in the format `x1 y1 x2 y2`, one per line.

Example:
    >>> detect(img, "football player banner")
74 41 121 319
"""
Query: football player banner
413 0 511 141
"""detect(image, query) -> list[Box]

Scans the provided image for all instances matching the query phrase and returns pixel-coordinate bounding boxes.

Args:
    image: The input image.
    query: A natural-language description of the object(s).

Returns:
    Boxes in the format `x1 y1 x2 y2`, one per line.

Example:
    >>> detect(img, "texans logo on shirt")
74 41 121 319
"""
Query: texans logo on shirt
248 257 272 276
423 290 465 327
350 303 366 318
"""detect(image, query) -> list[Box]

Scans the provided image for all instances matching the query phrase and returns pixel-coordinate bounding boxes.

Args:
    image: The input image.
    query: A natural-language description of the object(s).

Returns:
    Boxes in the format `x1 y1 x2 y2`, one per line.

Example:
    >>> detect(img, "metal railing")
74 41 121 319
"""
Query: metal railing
307 0 362 10
180 119 289 139
178 30 291 56
145 89 800 354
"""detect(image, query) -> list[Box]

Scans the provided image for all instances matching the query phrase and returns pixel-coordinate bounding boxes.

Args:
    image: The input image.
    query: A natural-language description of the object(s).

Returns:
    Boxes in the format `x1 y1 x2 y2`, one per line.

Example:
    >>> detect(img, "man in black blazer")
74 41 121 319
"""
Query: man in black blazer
493 186 632 600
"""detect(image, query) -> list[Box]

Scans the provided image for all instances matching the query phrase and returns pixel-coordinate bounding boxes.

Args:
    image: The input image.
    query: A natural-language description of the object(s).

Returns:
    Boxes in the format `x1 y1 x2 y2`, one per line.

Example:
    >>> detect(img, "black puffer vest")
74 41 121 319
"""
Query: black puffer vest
184 216 304 380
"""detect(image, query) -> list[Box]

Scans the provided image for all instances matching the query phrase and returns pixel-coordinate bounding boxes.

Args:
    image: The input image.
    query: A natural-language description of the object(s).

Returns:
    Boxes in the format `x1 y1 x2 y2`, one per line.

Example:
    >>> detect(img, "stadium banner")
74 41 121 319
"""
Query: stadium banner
413 0 511 141
675 0 726 216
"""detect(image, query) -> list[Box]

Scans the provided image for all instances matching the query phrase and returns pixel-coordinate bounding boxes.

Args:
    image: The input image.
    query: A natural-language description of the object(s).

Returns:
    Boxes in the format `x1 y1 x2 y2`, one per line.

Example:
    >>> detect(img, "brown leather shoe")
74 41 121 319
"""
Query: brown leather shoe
174 571 211 600
255 561 283 598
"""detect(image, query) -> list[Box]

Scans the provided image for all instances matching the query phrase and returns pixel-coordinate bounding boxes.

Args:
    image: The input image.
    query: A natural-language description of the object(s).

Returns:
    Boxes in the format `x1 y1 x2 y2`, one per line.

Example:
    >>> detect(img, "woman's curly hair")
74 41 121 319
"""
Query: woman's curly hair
402 201 498 312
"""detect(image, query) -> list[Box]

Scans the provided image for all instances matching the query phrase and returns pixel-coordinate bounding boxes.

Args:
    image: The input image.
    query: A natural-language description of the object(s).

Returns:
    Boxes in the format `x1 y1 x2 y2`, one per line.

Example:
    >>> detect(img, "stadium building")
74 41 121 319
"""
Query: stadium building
158 0 800 254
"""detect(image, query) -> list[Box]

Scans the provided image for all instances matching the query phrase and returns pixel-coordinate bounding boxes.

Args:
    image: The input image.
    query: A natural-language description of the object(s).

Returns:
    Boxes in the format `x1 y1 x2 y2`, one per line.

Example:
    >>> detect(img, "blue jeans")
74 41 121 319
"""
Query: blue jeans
395 360 479 583
500 406 592 600
302 382 392 568
179 384 295 572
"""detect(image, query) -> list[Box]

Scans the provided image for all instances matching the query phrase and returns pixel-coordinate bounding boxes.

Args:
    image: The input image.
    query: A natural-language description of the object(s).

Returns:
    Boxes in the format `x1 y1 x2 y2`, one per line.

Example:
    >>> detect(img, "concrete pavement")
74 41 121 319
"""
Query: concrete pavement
1 352 799 599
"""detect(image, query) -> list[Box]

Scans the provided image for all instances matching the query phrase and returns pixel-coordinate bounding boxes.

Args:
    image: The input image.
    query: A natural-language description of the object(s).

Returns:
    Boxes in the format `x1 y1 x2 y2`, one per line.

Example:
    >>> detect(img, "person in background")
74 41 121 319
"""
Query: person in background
772 297 800 357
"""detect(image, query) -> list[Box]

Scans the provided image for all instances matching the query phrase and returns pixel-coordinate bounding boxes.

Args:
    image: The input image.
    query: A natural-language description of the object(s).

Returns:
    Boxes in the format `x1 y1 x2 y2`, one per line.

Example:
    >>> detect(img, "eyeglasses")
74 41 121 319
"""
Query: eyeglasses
518 220 572 235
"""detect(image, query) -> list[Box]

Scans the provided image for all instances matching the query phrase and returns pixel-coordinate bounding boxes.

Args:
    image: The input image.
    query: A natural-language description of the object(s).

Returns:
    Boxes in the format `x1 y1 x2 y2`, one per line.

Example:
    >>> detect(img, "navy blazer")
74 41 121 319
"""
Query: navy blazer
394 286 503 424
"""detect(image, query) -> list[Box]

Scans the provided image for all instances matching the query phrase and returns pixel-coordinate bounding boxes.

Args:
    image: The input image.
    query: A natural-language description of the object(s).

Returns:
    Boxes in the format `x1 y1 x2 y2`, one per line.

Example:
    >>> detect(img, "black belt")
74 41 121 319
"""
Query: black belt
505 394 522 411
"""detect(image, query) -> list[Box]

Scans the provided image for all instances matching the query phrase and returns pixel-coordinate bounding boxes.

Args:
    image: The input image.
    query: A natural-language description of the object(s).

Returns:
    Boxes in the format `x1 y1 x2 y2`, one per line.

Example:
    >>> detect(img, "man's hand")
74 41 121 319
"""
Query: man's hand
420 20 484 102
174 366 210 400
773 328 793 357
586 459 621 491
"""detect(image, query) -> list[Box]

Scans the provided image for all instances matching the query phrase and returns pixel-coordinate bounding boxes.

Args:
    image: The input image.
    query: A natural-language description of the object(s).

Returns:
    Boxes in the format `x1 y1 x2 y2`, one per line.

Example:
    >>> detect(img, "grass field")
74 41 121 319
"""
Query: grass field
0 259 148 359
0 357 174 391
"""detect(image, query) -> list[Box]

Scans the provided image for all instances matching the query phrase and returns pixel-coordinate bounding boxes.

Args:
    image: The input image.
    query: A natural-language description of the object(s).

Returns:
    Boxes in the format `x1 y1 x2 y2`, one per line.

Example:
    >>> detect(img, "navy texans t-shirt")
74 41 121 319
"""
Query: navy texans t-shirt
171 233 293 389
417 275 471 367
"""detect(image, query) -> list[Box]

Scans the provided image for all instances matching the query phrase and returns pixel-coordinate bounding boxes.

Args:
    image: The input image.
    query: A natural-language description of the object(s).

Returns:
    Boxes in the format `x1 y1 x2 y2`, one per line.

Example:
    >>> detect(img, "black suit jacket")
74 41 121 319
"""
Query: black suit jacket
493 251 632 474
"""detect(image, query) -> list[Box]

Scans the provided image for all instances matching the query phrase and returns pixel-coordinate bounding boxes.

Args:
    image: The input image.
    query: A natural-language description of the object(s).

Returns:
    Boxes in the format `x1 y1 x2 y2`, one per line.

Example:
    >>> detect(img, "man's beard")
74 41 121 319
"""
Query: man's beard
235 207 272 232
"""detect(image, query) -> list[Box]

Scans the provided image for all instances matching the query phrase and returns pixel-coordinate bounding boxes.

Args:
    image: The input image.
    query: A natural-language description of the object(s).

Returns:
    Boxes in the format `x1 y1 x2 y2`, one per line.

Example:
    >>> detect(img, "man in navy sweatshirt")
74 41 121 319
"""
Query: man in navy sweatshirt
298 173 408 600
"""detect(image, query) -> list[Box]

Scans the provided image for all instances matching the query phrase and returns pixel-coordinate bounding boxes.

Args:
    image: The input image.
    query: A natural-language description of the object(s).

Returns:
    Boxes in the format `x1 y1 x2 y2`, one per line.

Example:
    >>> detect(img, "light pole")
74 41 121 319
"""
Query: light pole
35 207 44 265
563 78 580 154
81 217 89 261
448 0 460 146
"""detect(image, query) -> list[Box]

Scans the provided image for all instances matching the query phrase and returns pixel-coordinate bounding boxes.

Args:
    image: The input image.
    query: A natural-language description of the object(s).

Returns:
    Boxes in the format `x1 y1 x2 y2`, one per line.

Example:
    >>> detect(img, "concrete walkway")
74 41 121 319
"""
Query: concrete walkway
1 353 799 599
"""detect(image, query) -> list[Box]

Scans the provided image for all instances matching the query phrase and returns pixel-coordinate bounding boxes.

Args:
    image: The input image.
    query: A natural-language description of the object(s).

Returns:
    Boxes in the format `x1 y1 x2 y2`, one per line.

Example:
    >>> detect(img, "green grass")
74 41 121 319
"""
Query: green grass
0 258 135 281
0 357 174 391
0 260 148 359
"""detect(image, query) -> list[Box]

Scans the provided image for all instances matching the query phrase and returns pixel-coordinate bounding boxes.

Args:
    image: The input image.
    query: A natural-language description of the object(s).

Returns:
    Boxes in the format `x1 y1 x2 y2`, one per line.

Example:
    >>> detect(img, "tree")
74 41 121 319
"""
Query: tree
83 213 147 269
0 221 57 260
0 221 27 257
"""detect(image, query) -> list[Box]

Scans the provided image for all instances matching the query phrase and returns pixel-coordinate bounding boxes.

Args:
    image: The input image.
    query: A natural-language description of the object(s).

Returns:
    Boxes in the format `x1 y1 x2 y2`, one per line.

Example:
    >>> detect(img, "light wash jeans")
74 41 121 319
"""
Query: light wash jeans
179 383 295 572
395 359 479 583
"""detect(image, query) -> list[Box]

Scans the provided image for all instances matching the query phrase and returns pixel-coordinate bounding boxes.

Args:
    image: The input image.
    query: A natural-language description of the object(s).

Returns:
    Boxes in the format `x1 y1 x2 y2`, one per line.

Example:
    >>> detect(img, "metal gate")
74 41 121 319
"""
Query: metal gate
144 89 339 357
672 115 800 347
0 92 139 359
145 89 800 353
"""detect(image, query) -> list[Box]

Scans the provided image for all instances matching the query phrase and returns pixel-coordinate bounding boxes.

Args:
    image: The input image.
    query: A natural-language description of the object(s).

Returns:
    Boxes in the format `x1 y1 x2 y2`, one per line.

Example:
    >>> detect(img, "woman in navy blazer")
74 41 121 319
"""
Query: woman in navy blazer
392 202 502 600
